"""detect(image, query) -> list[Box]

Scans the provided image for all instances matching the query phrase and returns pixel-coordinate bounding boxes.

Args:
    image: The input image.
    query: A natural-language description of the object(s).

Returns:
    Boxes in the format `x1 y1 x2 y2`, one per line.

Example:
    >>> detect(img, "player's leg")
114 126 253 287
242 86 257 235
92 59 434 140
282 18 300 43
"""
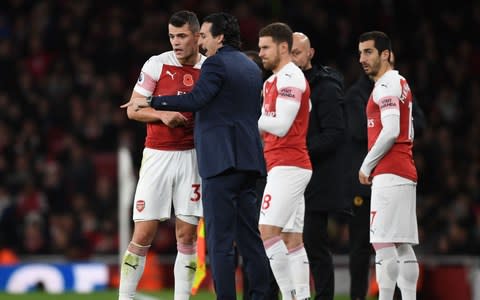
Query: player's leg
395 183 419 300
370 178 418 300
396 243 419 300
259 167 295 300
259 166 311 300
282 195 310 300
370 181 398 300
282 232 310 300
372 243 398 300
304 211 334 300
119 220 159 300
119 148 173 300
172 149 203 300
173 216 199 300
260 230 294 300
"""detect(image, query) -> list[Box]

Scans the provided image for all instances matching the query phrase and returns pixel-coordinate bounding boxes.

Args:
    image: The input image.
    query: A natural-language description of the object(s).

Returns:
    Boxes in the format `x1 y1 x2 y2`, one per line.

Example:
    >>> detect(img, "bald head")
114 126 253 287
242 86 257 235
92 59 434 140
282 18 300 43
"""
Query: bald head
293 32 311 48
292 32 314 70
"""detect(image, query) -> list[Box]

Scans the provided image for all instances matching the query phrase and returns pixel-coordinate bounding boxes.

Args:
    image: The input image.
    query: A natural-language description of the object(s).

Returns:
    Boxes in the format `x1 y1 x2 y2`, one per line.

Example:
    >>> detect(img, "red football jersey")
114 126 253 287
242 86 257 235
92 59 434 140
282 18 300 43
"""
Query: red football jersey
262 62 312 172
134 51 205 150
366 70 417 181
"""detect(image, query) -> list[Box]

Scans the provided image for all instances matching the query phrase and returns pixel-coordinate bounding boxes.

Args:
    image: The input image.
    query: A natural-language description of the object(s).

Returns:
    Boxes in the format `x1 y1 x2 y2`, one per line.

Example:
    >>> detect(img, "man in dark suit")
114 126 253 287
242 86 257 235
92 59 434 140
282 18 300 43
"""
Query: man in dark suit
291 32 351 300
122 12 270 300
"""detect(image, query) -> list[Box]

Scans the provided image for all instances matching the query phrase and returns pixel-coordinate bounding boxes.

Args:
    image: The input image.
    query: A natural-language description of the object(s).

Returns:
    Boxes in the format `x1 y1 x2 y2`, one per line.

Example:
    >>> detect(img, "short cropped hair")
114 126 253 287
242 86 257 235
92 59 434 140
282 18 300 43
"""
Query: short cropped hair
203 12 241 49
359 31 392 55
259 22 293 52
169 10 200 33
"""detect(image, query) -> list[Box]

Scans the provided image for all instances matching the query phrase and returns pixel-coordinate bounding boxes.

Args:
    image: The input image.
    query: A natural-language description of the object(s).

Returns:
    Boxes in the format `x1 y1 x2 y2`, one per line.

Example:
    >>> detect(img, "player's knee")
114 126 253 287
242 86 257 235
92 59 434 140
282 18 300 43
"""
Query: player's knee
176 227 196 245
177 233 196 245
375 247 399 289
132 231 155 246
175 215 198 244
397 244 419 289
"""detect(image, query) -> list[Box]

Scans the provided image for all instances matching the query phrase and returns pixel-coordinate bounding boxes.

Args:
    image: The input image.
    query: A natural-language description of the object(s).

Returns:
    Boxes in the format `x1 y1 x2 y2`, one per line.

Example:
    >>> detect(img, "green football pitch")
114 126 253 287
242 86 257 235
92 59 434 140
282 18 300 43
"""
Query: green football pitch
0 290 363 299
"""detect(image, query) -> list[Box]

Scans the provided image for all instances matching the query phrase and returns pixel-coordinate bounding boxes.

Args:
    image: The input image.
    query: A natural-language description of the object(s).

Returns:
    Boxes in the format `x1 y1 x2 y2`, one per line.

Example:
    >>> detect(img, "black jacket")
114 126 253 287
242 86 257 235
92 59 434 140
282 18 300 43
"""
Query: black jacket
344 74 427 198
304 65 351 213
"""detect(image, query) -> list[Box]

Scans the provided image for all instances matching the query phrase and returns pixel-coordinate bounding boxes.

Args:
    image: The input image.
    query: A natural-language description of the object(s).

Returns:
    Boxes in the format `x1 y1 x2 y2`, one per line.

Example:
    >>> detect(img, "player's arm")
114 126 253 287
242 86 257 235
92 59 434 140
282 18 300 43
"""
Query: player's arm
359 96 400 183
258 97 300 137
126 91 187 127
360 113 399 175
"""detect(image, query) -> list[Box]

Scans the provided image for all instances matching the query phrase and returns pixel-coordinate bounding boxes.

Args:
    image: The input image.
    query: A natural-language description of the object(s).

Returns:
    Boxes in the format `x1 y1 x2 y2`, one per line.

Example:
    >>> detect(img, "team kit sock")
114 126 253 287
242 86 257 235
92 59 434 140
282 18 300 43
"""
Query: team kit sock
287 244 311 299
118 242 150 300
396 244 419 300
264 236 296 299
375 246 399 300
173 243 197 300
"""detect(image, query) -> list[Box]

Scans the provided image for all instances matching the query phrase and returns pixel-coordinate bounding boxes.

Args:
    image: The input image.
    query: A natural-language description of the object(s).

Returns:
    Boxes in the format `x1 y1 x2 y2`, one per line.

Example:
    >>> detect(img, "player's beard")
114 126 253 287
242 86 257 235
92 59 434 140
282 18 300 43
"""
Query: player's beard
263 49 281 71
364 58 381 79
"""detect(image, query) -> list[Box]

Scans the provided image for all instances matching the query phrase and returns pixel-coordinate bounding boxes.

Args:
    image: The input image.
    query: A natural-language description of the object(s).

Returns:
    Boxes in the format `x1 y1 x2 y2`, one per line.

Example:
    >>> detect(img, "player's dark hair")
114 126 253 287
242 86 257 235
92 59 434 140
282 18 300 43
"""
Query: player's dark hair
359 31 392 56
259 22 293 52
203 12 241 49
169 10 200 33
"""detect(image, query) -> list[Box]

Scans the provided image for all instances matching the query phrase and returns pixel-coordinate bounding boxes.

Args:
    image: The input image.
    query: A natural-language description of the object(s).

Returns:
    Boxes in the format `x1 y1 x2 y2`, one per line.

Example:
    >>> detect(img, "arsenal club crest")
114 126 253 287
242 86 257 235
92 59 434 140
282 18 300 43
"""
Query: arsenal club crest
183 74 194 86
136 200 145 212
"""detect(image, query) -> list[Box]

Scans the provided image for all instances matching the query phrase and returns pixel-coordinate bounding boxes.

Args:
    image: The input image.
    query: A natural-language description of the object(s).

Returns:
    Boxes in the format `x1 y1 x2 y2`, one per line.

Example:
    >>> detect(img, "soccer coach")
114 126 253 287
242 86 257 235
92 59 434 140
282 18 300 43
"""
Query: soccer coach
122 12 270 300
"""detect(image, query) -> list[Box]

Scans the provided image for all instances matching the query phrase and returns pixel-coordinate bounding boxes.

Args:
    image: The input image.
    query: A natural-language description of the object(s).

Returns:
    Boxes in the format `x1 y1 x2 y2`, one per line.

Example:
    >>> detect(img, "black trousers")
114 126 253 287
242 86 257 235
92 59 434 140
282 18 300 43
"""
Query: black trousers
203 170 270 300
348 195 373 300
304 211 334 300
243 176 279 300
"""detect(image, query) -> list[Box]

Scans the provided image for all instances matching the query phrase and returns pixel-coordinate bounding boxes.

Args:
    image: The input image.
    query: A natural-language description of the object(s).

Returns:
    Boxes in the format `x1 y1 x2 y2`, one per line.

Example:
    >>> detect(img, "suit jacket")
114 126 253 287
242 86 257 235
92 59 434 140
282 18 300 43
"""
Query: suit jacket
303 65 351 213
150 46 266 179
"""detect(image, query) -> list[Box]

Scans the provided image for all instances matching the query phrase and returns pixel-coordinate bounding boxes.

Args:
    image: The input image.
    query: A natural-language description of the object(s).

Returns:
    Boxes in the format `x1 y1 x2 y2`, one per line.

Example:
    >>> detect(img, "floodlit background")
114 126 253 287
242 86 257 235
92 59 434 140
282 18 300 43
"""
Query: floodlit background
0 0 479 299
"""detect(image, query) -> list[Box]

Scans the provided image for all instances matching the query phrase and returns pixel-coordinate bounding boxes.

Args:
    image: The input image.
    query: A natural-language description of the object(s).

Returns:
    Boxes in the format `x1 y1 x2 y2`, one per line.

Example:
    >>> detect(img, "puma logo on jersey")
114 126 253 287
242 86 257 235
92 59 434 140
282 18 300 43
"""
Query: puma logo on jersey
166 70 176 80
367 119 374 127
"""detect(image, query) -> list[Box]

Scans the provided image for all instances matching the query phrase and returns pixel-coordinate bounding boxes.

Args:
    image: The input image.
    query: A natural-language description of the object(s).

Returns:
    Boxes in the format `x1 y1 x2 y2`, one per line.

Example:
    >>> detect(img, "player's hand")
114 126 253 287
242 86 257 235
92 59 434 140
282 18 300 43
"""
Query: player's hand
359 170 372 185
120 98 149 111
159 111 188 128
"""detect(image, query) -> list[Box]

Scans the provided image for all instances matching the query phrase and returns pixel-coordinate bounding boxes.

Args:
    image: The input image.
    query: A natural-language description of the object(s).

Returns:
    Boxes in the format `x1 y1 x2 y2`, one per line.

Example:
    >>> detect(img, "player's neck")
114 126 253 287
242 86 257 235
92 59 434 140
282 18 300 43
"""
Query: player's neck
179 52 201 66
373 64 392 82
272 57 291 74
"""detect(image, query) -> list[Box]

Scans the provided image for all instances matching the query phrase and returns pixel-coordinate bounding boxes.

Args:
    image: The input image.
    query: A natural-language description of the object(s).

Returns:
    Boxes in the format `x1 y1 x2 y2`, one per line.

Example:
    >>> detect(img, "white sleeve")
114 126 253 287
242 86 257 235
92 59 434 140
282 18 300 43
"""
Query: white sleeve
258 98 300 137
134 56 162 96
360 114 400 176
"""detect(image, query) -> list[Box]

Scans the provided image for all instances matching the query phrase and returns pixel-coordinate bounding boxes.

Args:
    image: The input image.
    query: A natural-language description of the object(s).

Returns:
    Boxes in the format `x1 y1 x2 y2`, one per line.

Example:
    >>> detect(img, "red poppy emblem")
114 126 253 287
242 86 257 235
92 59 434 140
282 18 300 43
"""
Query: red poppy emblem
136 200 145 212
183 74 194 86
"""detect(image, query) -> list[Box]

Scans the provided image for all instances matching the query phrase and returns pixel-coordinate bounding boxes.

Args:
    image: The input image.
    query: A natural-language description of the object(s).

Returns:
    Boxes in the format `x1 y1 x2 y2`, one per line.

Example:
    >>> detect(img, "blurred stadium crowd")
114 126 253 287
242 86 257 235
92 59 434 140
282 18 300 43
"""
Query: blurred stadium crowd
0 0 479 259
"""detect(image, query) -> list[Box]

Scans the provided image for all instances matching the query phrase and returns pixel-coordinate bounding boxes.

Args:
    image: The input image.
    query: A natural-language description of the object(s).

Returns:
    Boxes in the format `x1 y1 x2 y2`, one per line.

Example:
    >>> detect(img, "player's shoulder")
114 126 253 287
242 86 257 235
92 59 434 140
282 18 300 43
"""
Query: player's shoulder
373 70 402 100
276 62 307 89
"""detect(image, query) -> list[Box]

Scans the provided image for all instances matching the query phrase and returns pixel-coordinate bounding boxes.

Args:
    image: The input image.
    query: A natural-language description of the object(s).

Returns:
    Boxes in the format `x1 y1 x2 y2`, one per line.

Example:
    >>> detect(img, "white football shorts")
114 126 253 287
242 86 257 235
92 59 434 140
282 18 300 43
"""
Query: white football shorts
370 174 418 244
259 166 312 233
132 148 202 225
